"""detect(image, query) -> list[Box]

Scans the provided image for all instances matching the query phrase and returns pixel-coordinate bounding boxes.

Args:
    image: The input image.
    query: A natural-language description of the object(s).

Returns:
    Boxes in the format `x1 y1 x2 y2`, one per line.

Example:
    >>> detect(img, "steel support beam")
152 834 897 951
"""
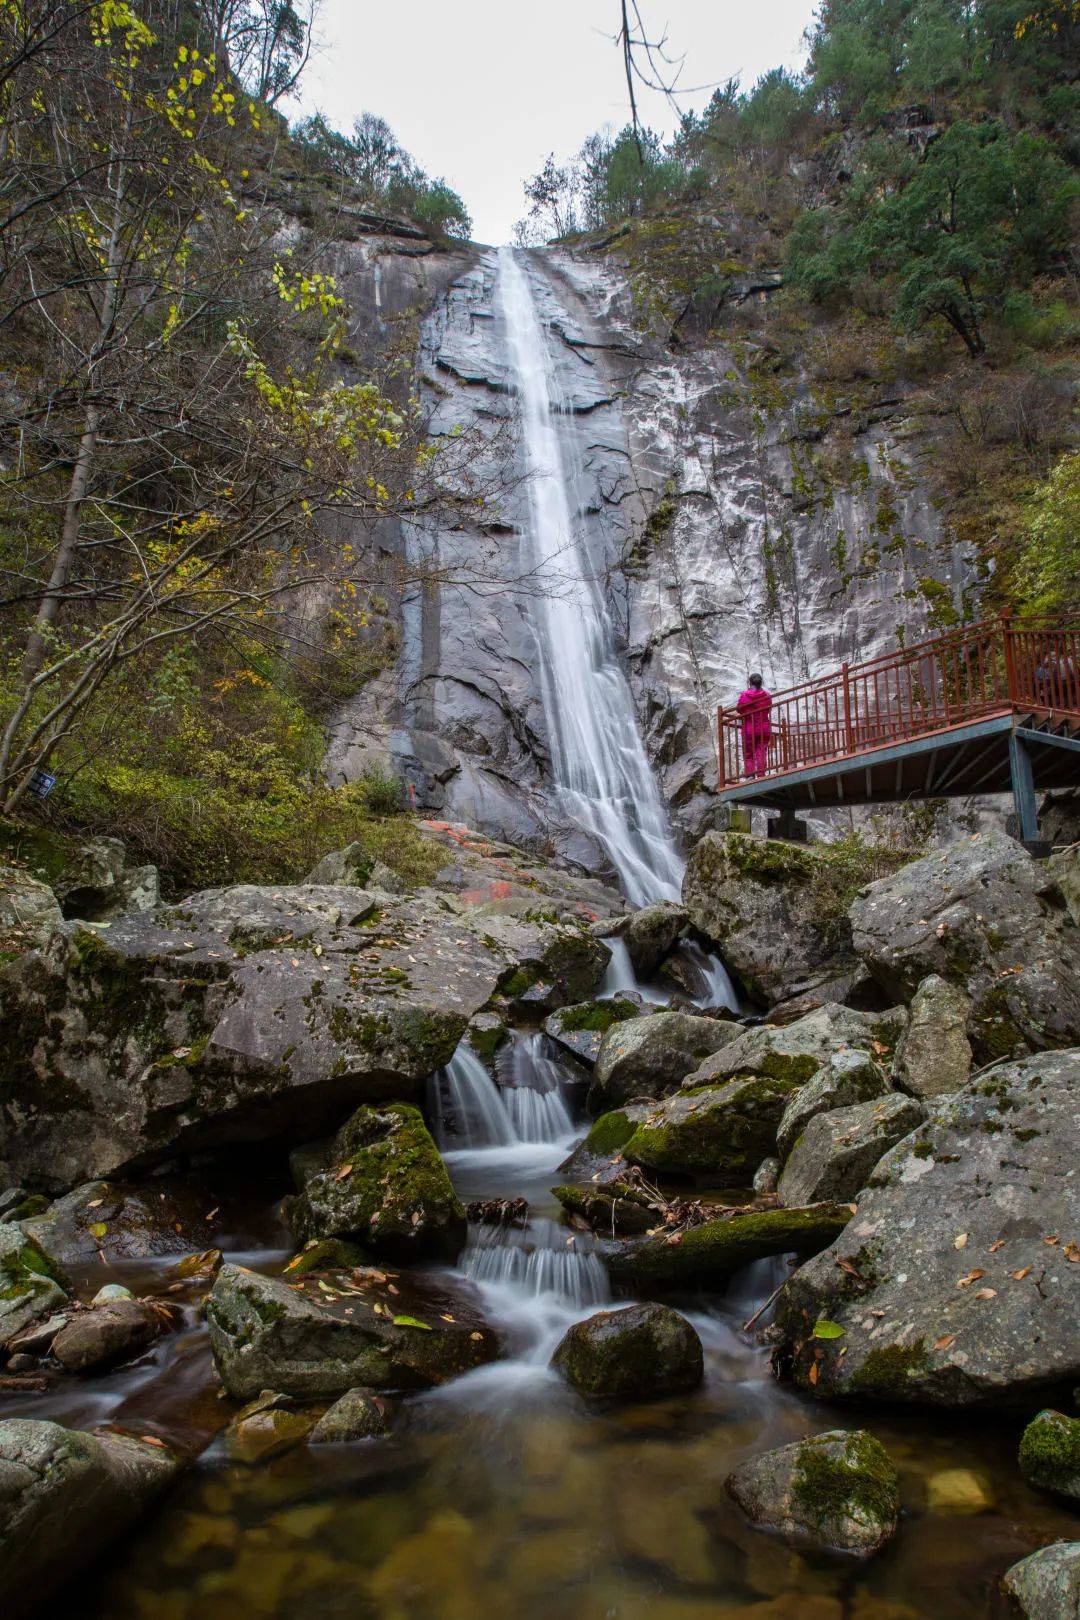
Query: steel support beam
1008 732 1039 844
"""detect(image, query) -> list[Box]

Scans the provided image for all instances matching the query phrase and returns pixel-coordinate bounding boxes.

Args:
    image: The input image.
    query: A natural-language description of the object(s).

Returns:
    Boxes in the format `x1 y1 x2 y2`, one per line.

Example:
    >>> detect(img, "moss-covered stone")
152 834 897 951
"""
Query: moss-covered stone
551 1182 657 1235
543 997 639 1068
0 1223 71 1348
1019 1410 1080 1502
283 1238 371 1277
727 1429 900 1557
622 1075 797 1180
605 1200 853 1291
583 1110 636 1156
551 1303 703 1399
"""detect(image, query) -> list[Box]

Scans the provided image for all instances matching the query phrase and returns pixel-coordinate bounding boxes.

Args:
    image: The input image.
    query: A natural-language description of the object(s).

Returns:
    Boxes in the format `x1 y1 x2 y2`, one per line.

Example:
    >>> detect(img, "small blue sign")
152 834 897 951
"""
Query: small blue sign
27 769 57 801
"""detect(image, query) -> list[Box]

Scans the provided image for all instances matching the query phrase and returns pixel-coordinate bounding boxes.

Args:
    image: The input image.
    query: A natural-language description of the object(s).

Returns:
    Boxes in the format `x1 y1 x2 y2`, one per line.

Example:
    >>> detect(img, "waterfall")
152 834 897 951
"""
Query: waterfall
496 247 685 908
429 1043 518 1151
430 1035 576 1153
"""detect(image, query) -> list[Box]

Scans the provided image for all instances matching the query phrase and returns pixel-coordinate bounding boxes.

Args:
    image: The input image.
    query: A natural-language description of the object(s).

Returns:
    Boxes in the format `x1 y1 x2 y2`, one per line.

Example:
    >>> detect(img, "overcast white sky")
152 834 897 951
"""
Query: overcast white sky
294 2 817 244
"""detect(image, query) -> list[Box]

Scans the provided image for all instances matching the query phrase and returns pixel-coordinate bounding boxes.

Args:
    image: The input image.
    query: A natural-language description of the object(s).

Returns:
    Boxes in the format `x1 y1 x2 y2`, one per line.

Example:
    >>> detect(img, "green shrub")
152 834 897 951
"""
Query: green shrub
355 764 403 816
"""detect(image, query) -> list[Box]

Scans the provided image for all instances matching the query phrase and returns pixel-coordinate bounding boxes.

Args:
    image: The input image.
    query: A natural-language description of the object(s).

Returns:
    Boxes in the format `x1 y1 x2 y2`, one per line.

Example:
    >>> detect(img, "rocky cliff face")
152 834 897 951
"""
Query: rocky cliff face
323 234 973 872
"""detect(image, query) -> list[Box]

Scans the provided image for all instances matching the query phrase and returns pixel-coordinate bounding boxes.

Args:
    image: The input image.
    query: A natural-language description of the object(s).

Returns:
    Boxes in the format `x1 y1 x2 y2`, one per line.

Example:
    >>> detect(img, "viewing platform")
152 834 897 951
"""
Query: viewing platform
717 616 1080 849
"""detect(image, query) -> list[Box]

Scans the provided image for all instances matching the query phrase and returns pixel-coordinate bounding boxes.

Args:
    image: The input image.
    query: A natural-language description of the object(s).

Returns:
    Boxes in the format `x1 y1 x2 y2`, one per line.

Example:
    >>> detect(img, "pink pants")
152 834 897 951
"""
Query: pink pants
743 737 769 777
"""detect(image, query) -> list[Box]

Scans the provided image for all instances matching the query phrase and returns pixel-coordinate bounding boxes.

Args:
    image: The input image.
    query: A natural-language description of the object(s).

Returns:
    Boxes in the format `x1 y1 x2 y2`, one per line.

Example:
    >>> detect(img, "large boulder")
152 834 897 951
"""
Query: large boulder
773 1051 1080 1406
20 1179 226 1266
49 835 159 922
682 832 856 1005
286 1102 465 1261
50 1299 161 1372
850 831 1080 1061
590 1012 734 1110
776 1050 891 1162
551 1303 703 1399
725 1430 900 1558
894 974 972 1099
0 1419 180 1620
1002 1542 1080 1619
777 1094 925 1206
604 1202 854 1292
1049 842 1080 926
542 996 639 1068
0 862 62 956
685 1003 907 1092
206 1262 497 1400
1019 1410 1080 1503
0 879 607 1191
621 1075 798 1181
620 901 686 977
0 1223 70 1351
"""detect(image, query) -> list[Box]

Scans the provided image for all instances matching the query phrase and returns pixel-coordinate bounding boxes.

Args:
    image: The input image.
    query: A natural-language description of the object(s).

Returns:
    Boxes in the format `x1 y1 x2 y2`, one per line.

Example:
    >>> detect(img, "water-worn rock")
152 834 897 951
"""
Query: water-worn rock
773 1051 1080 1406
753 1156 780 1197
894 974 972 1099
1019 1410 1080 1503
620 901 686 977
543 997 639 1068
605 1202 854 1291
223 1394 316 1465
775 1051 891 1163
1 877 608 1191
286 1102 465 1261
206 1262 497 1400
20 1180 223 1264
777 1094 925 1206
622 1075 798 1181
590 1011 734 1109
551 1303 703 1399
682 833 856 1005
310 1387 394 1443
1002 1541 1080 1618
851 831 1080 1061
51 1299 160 1372
0 1418 180 1619
0 1222 69 1351
685 1003 907 1092
726 1430 900 1557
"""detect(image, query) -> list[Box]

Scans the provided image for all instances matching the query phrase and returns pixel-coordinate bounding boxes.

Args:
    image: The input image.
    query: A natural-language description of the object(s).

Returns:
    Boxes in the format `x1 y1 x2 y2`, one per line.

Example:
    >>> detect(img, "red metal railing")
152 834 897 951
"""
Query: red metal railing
717 616 1080 791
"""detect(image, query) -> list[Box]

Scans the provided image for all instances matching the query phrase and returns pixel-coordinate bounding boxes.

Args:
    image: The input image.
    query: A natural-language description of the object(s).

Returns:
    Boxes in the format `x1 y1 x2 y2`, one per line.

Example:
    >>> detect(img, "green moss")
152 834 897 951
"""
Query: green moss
607 1202 853 1289
283 1238 370 1276
557 997 638 1035
790 1431 899 1538
583 1110 635 1155
624 1076 797 1179
1019 1409 1080 1498
846 1339 930 1398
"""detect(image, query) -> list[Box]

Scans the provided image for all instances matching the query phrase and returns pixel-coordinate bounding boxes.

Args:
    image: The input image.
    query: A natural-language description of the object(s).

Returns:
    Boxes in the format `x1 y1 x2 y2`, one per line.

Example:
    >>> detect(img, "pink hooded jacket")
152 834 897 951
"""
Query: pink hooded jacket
736 685 772 742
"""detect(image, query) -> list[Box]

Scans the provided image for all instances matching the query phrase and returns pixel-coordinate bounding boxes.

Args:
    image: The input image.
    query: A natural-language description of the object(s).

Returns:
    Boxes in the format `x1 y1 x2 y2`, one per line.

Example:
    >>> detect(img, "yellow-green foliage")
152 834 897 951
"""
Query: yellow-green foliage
1013 450 1080 615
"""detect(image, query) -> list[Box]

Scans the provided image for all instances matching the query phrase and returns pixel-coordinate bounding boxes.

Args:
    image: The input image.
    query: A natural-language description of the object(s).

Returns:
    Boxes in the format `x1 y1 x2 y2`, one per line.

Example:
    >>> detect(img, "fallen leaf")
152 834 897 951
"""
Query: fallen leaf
334 1163 353 1181
88 1222 108 1239
470 1331 484 1342
973 1287 997 1300
392 1315 432 1331
988 1239 1006 1252
87 1198 103 1209
933 1334 956 1351
1043 1235 1060 1246
836 1257 861 1277
138 1435 166 1448
812 1318 845 1340
440 1313 456 1323
1064 1243 1080 1264
1009 1267 1032 1280
808 1361 819 1385
953 1233 968 1250
956 1270 985 1288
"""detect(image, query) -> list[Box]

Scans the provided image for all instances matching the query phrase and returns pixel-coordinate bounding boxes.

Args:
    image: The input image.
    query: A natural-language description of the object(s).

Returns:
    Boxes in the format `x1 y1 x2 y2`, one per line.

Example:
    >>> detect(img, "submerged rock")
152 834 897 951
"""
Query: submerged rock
310 1387 394 1444
773 1051 1080 1406
590 1011 733 1109
620 901 686 977
777 1094 925 1207
622 1075 798 1181
851 830 1080 1061
551 1303 703 1399
1019 1410 1080 1503
726 1429 900 1557
543 996 638 1068
682 832 856 1005
0 1223 69 1351
286 1102 465 1261
895 974 972 1099
206 1262 497 1400
685 1003 907 1092
1002 1541 1080 1619
0 1418 179 1620
605 1201 853 1292
776 1050 891 1162
224 1396 315 1465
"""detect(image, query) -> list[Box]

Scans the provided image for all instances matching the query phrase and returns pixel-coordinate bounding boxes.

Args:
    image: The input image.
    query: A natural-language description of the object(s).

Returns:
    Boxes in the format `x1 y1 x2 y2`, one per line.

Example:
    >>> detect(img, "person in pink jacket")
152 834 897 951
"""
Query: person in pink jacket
737 673 772 778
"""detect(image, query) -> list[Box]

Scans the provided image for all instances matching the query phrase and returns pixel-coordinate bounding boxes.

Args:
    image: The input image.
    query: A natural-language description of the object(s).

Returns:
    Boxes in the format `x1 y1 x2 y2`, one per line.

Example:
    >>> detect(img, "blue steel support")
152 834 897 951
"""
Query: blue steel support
1008 731 1039 844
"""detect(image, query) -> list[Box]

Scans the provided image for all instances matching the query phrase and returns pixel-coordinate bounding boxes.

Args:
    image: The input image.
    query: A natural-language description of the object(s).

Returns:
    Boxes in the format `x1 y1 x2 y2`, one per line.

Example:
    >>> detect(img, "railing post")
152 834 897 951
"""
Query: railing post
717 707 726 791
1000 608 1018 704
841 662 854 753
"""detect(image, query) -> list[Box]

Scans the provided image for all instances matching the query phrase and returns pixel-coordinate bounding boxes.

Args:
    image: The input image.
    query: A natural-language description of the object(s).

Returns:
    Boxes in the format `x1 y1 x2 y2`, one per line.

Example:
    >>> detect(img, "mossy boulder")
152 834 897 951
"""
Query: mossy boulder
206 1261 498 1400
773 1051 1080 1407
0 1223 70 1351
1002 1541 1080 1618
605 1201 854 1291
620 901 686 977
622 1075 798 1181
776 1050 890 1162
684 1003 907 1093
777 1094 925 1207
850 830 1080 1061
590 1011 735 1110
286 1103 465 1262
543 996 639 1068
1019 1410 1080 1502
283 1238 370 1277
551 1303 703 1399
895 974 972 1099
224 1399 316 1465
552 1181 659 1236
726 1430 900 1557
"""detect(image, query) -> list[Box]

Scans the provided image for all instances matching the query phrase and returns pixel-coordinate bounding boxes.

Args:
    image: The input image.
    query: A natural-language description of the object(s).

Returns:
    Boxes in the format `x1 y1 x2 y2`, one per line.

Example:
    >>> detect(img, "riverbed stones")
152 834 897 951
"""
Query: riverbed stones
777 1094 925 1207
850 830 1080 1061
776 1050 891 1162
773 1051 1080 1406
894 974 972 1099
0 1223 69 1352
310 1387 394 1443
620 901 686 977
684 1003 907 1092
590 1011 734 1109
726 1430 900 1557
206 1262 497 1400
51 1299 161 1372
1002 1541 1080 1619
682 832 857 1005
286 1102 465 1261
224 1395 316 1465
0 1418 180 1620
0 874 608 1191
551 1303 703 1398
622 1075 798 1181
543 996 638 1068
1019 1410 1080 1503
604 1202 854 1291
